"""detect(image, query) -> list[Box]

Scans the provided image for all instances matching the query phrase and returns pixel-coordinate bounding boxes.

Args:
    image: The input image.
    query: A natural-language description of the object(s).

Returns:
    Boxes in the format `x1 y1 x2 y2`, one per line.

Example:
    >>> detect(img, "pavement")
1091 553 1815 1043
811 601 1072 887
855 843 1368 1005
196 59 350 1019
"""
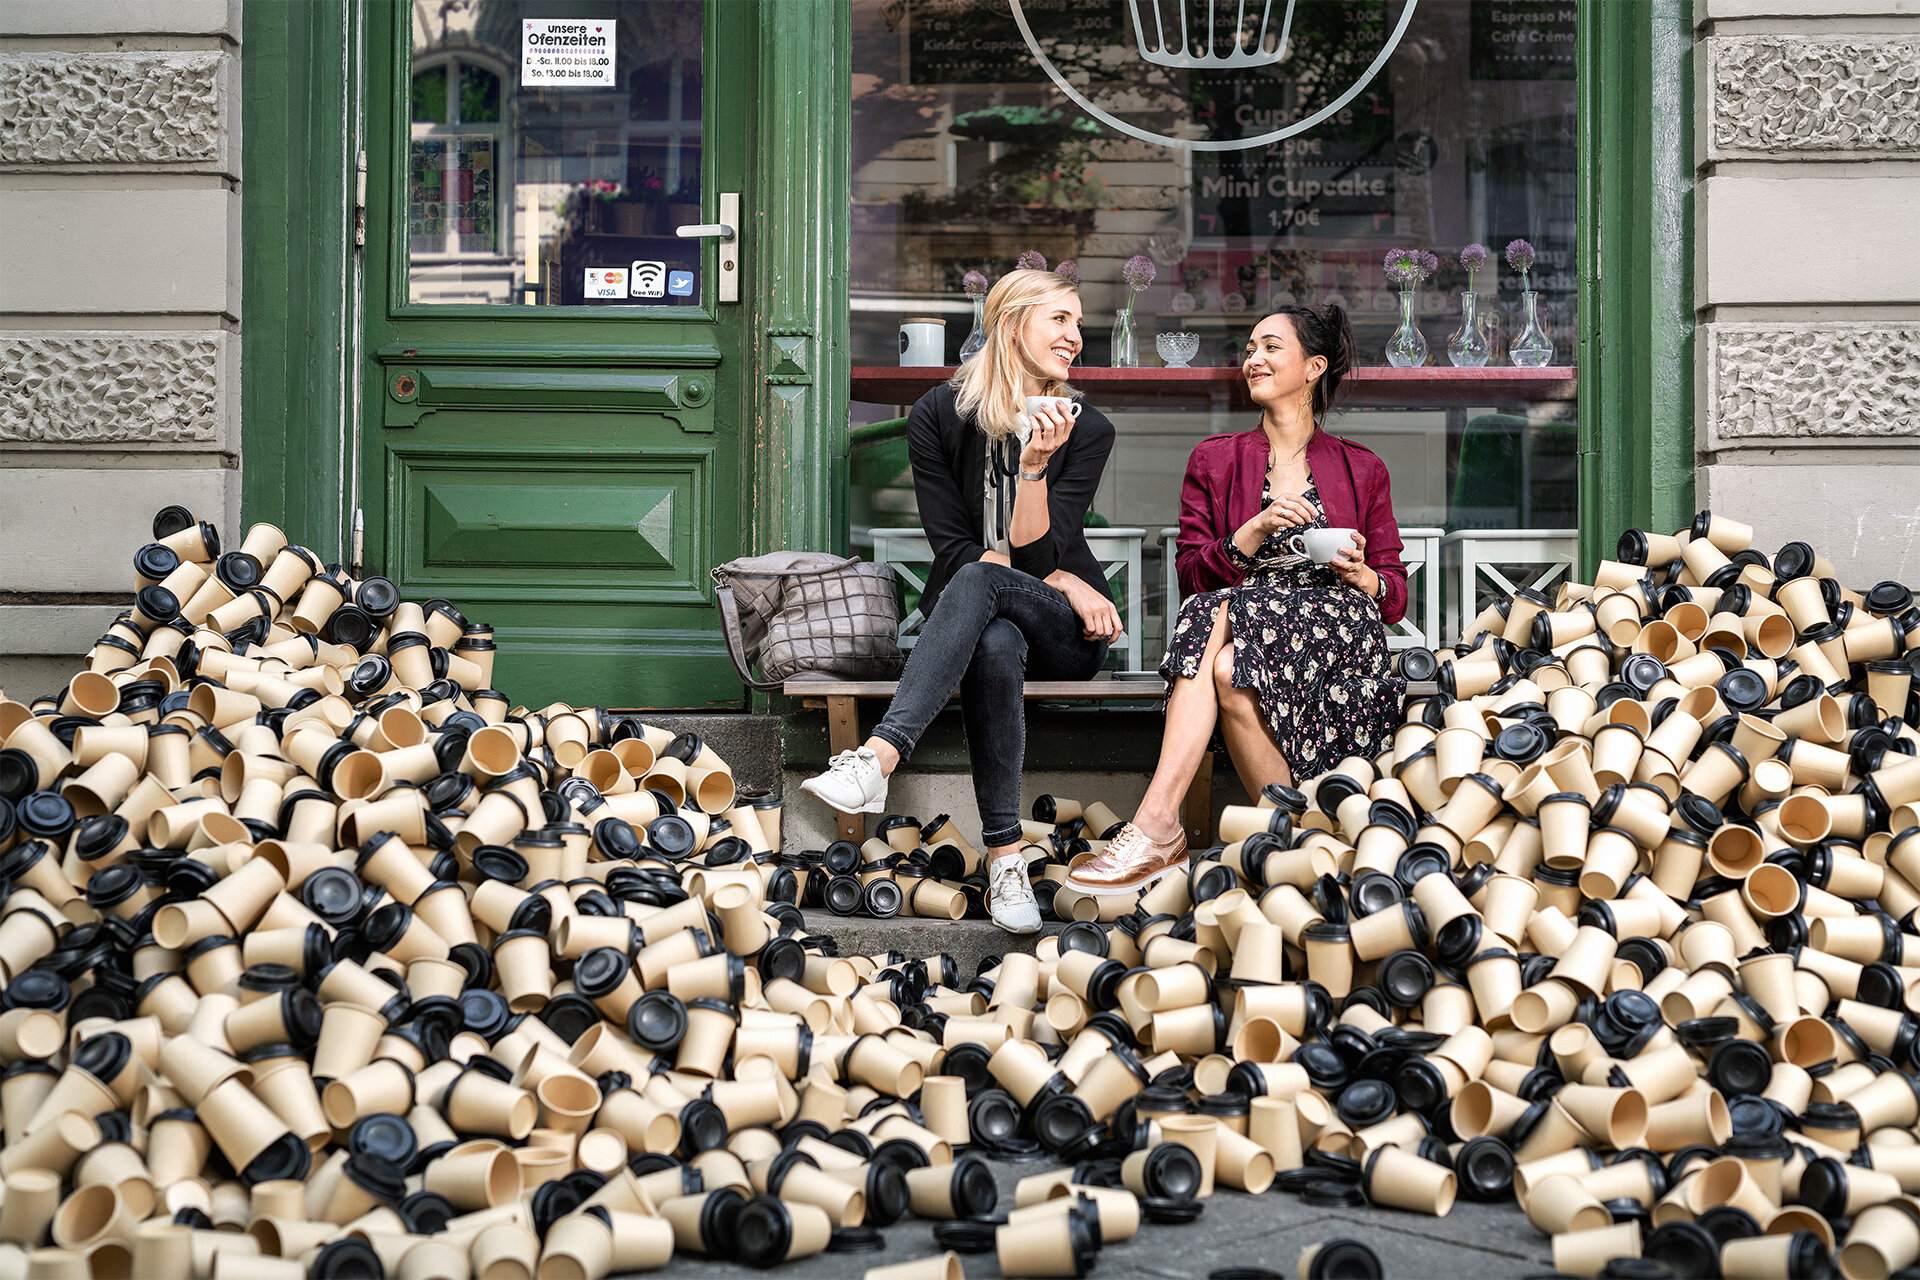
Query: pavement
629 1152 1556 1279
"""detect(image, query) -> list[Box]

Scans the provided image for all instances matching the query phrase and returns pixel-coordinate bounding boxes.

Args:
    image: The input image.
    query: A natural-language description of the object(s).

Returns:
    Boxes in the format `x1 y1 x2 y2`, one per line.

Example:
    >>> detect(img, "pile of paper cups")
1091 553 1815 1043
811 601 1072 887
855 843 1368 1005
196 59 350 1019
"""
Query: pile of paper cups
4 504 1919 1280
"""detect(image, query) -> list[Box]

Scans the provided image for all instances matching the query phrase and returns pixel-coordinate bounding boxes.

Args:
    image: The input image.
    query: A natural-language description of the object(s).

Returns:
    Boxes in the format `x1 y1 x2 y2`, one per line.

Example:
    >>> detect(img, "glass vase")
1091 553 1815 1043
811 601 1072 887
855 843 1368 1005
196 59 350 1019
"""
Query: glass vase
958 297 986 365
1384 289 1427 367
1111 308 1138 368
1508 289 1555 367
1446 291 1491 367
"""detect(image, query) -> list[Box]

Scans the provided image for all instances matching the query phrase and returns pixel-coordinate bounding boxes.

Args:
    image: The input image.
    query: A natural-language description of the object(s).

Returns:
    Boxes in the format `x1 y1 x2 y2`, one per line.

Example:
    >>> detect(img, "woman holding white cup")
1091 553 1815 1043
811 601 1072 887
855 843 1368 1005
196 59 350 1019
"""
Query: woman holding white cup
801 267 1119 932
1070 304 1408 893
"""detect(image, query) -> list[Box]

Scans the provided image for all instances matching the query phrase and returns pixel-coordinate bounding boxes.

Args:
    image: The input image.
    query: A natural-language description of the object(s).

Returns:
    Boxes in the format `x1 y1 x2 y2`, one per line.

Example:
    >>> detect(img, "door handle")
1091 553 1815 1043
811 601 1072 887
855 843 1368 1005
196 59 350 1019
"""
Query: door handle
674 192 739 304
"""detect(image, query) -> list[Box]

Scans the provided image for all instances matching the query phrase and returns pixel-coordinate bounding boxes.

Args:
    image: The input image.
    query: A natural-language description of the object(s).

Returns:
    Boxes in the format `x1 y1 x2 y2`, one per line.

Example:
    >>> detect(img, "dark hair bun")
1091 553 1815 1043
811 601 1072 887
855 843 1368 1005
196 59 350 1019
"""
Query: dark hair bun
1316 303 1355 409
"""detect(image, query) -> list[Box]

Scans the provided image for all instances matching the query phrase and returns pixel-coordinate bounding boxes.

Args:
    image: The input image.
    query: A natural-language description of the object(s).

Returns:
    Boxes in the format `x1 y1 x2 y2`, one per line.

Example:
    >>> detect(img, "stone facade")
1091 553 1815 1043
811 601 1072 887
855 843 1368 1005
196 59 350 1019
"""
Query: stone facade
0 1 241 692
1695 1 1920 586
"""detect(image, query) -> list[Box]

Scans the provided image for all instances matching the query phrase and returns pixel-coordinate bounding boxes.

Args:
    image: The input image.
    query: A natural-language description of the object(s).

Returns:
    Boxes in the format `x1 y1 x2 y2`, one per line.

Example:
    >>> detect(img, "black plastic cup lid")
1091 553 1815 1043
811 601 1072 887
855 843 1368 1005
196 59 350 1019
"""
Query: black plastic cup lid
1707 1039 1774 1097
1719 668 1770 714
17 792 76 839
309 1236 383 1279
1454 1135 1516 1201
863 877 904 918
1139 1195 1204 1224
1032 1092 1096 1153
827 1225 886 1254
756 936 806 985
241 1132 314 1187
397 1190 457 1235
823 874 864 915
647 815 697 858
861 1159 910 1225
1303 1238 1382 1280
968 1089 1022 1145
1335 1077 1399 1129
932 1220 1000 1252
627 990 687 1051
0 750 38 803
342 1151 408 1203
571 947 632 999
949 1154 998 1218
349 1113 419 1170
303 866 365 926
1140 1142 1204 1200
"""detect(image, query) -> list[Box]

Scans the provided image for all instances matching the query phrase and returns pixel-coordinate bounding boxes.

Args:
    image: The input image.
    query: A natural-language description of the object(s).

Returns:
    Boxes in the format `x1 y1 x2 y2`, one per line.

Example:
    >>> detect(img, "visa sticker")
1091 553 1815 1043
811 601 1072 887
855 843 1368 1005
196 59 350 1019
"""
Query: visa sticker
584 267 628 299
667 270 694 297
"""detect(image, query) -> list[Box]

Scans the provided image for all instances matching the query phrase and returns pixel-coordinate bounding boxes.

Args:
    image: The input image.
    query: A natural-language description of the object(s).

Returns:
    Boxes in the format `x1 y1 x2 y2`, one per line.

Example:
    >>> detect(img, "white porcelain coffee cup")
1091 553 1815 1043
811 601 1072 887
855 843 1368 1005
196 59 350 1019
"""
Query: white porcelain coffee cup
1288 528 1358 565
1021 396 1082 425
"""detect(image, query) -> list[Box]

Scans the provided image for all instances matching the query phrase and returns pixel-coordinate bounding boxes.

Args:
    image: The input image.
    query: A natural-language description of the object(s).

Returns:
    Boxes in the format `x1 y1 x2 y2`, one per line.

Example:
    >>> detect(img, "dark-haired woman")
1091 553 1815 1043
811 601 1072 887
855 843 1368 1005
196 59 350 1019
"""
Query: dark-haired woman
1070 305 1408 893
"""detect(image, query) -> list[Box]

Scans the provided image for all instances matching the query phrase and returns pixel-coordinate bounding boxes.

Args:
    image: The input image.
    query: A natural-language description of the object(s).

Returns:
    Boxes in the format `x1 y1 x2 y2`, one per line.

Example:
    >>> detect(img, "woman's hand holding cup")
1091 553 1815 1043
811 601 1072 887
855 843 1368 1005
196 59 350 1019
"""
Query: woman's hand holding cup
1327 531 1377 593
1019 396 1080 473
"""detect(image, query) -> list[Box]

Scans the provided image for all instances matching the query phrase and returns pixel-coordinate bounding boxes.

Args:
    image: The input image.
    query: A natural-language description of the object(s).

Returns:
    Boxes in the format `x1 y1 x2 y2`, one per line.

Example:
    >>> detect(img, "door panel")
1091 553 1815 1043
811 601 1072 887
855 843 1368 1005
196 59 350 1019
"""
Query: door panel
363 0 750 709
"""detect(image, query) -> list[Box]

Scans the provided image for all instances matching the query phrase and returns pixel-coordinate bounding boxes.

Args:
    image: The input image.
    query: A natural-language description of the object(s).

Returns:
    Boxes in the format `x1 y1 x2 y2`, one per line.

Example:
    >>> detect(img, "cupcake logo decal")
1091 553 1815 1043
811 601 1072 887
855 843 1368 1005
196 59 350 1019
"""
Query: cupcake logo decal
1008 0 1418 151
1132 0 1301 68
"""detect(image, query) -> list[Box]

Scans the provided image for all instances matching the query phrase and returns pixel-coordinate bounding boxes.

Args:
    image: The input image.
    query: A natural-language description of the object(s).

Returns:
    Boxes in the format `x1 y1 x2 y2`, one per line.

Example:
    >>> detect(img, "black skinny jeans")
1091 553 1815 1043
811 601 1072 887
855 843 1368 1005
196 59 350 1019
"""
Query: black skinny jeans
870 561 1108 848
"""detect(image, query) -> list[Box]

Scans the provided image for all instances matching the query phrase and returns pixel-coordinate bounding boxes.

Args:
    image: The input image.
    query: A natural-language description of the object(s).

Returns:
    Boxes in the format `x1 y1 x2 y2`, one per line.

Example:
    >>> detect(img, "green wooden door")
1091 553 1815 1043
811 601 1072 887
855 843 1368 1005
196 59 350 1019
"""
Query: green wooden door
362 0 753 708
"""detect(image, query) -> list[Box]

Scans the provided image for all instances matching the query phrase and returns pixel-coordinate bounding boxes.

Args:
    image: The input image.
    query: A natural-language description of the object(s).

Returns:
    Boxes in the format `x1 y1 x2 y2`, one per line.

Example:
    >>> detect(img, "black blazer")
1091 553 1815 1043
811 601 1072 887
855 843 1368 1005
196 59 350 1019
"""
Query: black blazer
904 383 1115 617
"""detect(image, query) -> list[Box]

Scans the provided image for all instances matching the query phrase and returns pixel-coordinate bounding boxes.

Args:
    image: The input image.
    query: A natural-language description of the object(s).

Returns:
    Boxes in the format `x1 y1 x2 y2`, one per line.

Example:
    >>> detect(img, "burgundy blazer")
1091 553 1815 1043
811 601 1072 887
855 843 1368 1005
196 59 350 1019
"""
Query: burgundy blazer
1175 427 1409 625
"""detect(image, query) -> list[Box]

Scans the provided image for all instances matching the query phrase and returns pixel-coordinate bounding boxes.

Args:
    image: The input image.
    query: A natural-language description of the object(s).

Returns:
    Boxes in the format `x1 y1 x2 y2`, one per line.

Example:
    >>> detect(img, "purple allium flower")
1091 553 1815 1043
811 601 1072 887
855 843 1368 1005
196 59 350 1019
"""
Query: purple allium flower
1015 250 1048 272
1505 238 1535 273
962 270 988 299
1382 248 1433 290
1459 243 1488 273
1053 260 1079 286
1121 254 1156 292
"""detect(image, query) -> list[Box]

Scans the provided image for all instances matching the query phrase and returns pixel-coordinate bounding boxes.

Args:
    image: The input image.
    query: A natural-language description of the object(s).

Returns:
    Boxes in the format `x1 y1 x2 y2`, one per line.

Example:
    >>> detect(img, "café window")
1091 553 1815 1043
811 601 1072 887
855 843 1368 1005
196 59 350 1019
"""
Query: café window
404 0 704 307
850 0 1581 664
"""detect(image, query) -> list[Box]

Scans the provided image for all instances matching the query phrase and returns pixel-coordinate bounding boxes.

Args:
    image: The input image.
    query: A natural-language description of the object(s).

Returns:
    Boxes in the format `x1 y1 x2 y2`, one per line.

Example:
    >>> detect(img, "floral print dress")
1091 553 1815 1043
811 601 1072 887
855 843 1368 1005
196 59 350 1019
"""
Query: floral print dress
1159 475 1405 777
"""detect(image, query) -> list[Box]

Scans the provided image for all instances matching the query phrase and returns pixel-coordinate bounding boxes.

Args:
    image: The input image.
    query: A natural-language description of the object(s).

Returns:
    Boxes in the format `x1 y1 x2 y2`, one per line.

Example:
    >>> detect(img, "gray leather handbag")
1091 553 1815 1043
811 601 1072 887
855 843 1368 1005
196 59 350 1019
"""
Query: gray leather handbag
712 551 904 692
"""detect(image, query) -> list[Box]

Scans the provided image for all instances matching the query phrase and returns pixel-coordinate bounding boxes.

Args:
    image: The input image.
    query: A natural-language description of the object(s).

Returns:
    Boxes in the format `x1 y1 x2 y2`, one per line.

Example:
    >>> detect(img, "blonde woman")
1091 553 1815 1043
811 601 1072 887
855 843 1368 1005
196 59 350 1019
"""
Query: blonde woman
802 268 1119 932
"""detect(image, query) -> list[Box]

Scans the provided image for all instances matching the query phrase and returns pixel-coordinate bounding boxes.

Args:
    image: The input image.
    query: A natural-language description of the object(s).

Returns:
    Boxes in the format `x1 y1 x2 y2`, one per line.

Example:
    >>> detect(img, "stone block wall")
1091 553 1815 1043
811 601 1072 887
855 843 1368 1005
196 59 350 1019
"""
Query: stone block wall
0 0 242 694
1693 0 1920 585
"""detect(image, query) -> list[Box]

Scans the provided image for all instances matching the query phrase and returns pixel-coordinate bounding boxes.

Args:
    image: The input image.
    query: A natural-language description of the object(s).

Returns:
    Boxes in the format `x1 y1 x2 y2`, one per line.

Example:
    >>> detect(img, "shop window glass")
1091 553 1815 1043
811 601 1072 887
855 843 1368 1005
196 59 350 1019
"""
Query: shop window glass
405 0 702 307
851 0 1581 655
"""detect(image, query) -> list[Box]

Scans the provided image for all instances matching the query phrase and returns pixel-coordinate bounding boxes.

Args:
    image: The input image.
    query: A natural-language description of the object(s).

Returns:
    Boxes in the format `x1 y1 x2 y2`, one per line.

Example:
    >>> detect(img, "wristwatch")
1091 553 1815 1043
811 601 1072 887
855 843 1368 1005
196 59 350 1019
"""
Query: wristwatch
1018 467 1048 483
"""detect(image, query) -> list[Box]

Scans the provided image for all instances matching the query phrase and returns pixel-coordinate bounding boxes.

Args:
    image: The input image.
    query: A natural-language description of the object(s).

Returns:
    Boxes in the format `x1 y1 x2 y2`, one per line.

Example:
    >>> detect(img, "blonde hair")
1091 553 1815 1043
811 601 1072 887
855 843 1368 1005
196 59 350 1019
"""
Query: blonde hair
950 268 1079 443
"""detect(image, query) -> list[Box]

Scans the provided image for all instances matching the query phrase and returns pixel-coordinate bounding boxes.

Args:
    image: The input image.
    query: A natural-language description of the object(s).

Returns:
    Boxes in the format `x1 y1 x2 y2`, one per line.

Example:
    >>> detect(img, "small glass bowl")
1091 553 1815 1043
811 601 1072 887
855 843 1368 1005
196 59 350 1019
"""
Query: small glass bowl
1155 331 1201 368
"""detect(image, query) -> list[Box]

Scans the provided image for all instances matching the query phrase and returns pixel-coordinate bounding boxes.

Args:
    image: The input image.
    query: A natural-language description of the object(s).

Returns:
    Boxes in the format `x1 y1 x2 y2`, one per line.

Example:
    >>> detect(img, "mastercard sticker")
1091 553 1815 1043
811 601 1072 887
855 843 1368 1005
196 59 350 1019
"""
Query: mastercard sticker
583 267 628 299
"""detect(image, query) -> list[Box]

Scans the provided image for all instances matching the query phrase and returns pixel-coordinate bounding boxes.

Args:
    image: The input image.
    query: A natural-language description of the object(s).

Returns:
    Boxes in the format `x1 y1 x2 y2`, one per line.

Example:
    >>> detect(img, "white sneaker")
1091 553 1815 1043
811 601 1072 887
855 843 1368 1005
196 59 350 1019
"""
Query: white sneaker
798 747 889 814
988 853 1041 934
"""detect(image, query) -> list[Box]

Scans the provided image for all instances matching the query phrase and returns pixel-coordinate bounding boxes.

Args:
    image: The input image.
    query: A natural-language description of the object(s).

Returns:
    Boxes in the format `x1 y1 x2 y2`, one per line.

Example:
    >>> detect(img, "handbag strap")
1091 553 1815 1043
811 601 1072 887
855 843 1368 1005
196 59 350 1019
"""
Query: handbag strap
715 583 784 693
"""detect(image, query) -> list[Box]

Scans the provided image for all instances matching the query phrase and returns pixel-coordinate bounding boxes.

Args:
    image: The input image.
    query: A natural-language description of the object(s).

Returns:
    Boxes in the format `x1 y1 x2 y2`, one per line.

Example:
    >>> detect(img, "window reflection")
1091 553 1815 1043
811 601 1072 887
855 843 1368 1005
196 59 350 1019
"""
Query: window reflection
405 0 702 307
851 0 1581 651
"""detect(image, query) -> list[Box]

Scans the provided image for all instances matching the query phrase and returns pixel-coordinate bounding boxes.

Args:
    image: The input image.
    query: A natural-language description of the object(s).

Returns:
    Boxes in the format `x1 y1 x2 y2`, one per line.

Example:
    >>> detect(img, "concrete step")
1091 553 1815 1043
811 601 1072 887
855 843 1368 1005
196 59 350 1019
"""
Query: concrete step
618 711 782 797
798 910 1064 980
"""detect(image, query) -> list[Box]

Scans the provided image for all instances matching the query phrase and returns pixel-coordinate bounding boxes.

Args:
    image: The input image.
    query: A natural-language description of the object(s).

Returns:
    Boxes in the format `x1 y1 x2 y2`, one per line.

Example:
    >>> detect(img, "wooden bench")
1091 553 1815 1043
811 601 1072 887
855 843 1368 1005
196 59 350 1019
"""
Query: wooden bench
782 674 1440 846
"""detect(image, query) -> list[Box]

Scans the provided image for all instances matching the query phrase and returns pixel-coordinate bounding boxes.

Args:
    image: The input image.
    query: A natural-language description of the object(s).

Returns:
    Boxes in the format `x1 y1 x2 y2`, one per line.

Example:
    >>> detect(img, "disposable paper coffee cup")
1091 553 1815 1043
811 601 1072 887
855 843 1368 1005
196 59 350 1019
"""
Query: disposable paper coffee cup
995 1210 1093 1279
1160 1115 1218 1198
1364 1145 1456 1216
1550 1222 1642 1278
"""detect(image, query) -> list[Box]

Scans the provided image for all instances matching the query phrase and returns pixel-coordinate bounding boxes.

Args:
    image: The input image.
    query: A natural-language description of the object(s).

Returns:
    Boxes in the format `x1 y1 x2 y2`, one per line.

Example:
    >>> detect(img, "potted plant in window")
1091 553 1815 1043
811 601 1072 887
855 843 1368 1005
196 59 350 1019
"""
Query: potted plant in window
569 180 626 239
666 175 701 233
606 168 665 236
